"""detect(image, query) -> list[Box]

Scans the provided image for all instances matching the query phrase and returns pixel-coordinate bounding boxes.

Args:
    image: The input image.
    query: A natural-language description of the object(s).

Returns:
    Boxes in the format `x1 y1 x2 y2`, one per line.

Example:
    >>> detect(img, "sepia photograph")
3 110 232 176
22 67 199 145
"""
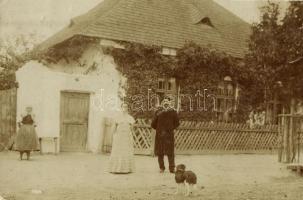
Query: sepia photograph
0 0 303 199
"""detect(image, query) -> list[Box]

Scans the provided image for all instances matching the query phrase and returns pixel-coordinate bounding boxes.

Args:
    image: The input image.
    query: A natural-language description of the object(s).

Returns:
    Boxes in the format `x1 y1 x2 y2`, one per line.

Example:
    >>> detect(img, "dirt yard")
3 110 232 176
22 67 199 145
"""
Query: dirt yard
0 152 303 200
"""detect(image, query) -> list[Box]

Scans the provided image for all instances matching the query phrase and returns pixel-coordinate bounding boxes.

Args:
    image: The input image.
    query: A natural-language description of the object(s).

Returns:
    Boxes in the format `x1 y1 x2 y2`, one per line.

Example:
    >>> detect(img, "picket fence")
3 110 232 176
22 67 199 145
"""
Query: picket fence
132 119 279 155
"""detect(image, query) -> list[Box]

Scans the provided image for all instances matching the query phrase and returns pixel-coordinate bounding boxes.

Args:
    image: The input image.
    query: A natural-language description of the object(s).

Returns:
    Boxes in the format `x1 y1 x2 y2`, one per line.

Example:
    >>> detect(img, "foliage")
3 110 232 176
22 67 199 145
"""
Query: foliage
0 73 17 90
43 36 98 64
106 42 252 122
278 1 303 100
108 43 176 119
245 1 283 106
246 1 303 106
280 2 303 62
175 42 253 121
0 34 39 89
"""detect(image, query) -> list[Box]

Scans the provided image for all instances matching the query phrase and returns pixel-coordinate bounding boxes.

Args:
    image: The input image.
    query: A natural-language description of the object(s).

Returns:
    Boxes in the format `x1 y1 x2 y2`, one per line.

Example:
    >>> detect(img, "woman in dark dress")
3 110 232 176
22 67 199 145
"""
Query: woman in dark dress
15 106 39 160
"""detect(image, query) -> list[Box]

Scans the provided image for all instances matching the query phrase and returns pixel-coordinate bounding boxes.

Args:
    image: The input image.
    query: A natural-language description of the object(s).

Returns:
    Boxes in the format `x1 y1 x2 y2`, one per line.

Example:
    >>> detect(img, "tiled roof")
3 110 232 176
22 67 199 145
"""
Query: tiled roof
36 0 251 58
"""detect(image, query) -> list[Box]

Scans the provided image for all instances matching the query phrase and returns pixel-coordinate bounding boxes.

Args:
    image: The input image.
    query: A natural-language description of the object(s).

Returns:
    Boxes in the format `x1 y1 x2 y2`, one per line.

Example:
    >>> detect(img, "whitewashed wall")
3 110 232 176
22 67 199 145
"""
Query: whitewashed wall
16 45 125 153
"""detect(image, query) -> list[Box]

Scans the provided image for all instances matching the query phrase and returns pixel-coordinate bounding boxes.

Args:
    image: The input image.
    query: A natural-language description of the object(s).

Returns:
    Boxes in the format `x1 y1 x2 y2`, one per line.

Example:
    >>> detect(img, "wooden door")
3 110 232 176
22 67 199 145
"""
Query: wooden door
60 92 90 152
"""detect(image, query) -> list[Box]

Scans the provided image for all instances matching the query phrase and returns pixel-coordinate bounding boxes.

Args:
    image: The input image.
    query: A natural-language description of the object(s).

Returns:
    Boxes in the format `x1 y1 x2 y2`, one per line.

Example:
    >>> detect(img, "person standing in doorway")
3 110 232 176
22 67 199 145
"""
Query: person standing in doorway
15 106 39 160
151 98 180 173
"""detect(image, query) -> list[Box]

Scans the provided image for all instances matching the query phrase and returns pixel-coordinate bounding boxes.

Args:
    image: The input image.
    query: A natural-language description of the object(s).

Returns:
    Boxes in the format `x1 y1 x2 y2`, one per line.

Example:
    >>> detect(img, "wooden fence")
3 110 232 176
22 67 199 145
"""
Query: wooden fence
0 88 17 151
277 114 303 163
132 119 279 155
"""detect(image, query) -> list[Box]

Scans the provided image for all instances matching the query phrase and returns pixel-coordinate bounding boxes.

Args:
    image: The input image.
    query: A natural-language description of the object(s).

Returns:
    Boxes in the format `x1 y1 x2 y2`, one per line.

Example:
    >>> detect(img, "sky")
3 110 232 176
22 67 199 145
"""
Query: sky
0 0 288 42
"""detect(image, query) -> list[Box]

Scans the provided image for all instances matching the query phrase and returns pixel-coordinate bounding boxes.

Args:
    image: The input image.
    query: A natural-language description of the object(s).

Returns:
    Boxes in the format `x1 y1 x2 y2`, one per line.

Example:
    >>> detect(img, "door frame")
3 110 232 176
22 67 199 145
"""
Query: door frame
59 90 91 152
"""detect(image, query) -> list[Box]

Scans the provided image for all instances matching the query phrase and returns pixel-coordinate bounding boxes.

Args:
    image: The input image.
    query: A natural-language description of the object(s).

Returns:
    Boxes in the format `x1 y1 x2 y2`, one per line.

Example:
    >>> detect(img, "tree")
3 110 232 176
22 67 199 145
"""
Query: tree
0 33 39 89
278 1 303 100
246 0 303 127
245 1 283 109
0 33 38 73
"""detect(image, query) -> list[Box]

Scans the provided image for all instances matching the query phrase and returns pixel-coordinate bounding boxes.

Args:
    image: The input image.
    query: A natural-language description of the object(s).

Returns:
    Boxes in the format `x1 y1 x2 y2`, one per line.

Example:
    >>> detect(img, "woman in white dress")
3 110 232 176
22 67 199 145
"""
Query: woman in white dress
109 104 135 174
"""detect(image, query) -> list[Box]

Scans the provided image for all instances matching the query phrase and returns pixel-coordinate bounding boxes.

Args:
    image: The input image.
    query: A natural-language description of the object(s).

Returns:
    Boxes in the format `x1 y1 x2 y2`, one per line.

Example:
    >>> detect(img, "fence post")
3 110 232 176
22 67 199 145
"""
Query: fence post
278 116 283 162
282 116 287 162
289 99 295 163
278 111 302 163
297 129 301 174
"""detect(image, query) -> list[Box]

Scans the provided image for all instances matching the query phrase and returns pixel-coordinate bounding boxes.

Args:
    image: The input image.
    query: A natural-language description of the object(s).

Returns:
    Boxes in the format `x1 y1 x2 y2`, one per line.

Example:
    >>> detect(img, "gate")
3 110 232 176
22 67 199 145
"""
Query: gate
0 87 17 151
277 114 303 163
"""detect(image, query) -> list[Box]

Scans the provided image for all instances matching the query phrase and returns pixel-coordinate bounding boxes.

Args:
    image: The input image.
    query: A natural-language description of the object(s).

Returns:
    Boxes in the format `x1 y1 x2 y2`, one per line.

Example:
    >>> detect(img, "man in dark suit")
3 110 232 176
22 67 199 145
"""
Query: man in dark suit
151 98 180 173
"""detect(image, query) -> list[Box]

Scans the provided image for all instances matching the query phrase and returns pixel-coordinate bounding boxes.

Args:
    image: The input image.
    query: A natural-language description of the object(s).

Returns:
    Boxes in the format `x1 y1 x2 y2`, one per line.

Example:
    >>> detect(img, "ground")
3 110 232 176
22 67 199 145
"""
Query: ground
0 152 303 200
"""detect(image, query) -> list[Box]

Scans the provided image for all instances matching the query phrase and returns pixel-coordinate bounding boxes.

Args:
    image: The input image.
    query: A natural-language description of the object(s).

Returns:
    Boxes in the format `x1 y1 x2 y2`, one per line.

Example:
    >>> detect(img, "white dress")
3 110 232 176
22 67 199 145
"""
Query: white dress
109 114 135 173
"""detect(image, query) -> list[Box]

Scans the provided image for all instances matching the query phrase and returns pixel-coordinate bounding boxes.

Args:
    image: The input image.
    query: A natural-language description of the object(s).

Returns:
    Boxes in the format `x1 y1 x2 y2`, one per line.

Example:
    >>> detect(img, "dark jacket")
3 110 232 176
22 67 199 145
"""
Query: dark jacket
151 108 180 155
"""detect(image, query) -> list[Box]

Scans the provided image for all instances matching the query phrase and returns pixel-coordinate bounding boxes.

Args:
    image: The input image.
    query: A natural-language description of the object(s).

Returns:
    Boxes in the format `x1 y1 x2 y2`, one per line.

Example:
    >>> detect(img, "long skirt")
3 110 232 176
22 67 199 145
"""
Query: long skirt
15 125 39 151
109 131 135 173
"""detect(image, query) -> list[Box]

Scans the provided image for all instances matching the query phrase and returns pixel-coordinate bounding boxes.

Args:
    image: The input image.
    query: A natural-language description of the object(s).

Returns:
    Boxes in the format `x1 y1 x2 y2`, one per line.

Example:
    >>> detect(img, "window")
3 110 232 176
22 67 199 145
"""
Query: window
161 48 177 56
218 82 224 96
227 83 233 96
200 17 214 27
157 78 175 92
158 79 165 90
188 4 214 28
216 76 235 122
156 78 177 107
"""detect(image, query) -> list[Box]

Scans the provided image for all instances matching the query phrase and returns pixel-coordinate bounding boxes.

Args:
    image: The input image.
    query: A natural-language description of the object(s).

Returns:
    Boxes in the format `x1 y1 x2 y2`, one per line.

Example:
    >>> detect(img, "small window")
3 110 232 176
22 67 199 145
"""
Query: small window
157 78 176 92
167 82 172 90
218 82 224 95
200 17 214 27
156 77 178 109
227 83 233 96
188 4 213 27
158 79 165 90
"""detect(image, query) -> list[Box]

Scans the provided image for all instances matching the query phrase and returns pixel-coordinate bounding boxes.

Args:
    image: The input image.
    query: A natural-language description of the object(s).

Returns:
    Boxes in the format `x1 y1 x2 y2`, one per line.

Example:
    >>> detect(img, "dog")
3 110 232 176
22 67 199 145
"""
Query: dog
175 164 197 196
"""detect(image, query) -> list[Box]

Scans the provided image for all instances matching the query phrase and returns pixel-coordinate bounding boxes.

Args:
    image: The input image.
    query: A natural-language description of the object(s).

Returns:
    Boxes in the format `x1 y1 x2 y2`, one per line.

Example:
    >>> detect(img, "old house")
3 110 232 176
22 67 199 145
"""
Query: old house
2 0 251 153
